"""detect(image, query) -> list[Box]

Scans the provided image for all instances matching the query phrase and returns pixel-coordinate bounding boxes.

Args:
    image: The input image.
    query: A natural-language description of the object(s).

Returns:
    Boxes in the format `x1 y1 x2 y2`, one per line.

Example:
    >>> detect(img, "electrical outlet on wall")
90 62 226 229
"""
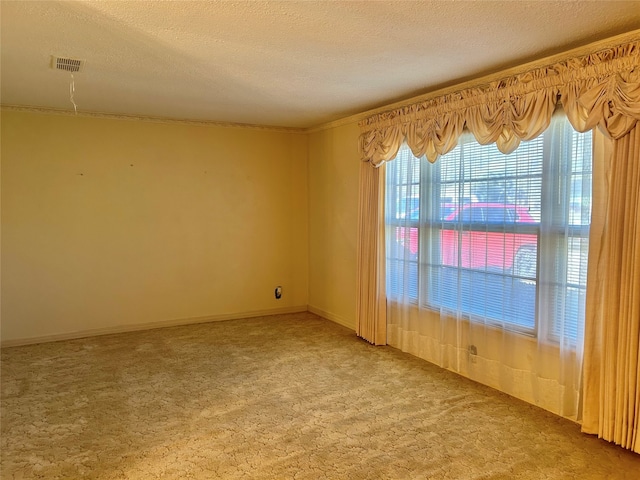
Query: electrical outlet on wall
275 286 282 299
468 344 478 364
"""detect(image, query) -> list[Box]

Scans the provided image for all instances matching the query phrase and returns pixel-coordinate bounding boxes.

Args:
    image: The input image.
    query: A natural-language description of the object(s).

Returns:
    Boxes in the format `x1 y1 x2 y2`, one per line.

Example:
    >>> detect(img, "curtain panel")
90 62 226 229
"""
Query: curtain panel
582 125 640 453
355 37 640 451
355 162 387 345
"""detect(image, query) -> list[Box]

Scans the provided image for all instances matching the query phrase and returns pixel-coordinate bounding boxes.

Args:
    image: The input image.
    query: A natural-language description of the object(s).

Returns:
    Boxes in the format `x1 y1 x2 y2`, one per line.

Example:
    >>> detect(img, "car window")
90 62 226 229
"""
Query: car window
486 207 515 223
459 206 484 222
440 205 456 220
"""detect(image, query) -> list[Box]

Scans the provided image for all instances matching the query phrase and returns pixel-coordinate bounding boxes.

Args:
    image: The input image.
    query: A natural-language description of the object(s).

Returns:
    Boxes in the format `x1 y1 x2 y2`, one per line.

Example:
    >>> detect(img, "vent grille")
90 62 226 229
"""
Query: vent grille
51 56 85 73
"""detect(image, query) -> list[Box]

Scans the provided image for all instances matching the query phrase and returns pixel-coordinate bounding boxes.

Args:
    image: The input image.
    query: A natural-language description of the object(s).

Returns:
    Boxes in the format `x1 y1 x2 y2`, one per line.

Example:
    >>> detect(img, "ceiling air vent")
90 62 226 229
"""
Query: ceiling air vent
51 56 85 73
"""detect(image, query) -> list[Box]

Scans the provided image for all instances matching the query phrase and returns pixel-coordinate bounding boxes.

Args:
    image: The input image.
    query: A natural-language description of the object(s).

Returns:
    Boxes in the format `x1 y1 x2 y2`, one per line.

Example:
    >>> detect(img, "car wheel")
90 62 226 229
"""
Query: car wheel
513 246 537 280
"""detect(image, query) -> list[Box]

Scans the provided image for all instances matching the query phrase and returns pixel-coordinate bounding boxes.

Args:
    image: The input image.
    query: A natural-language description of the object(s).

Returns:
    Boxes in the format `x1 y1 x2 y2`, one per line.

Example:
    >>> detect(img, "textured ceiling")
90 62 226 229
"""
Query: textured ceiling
2 0 640 128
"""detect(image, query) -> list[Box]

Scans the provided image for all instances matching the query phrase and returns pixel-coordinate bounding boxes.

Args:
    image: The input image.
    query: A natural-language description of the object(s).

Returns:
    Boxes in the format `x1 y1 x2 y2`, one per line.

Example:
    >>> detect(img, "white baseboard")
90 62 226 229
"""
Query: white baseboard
307 305 355 331
1 305 309 347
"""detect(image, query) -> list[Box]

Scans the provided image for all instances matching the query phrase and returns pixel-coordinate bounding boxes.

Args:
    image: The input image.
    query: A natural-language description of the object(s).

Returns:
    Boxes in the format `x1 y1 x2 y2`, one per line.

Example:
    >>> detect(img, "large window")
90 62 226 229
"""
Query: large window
386 114 592 341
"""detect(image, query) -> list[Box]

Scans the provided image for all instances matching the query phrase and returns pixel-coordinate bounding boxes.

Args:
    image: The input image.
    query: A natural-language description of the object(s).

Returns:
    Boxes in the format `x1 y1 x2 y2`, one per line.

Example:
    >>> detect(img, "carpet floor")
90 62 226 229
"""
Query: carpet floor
2 312 639 479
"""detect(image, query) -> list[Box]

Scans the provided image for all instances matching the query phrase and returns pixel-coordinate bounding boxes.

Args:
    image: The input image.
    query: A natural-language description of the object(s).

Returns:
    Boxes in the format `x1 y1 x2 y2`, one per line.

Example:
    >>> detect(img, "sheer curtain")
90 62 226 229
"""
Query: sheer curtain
355 36 640 449
385 113 591 419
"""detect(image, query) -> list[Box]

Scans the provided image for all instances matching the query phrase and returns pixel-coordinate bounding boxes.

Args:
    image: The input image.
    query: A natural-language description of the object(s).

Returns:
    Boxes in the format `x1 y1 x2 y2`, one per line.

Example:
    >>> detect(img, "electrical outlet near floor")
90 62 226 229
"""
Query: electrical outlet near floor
275 286 282 299
468 344 477 363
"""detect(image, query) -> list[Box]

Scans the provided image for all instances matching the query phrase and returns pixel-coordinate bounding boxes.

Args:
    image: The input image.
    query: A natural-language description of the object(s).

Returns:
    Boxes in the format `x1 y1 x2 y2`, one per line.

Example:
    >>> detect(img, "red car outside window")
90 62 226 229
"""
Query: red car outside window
398 203 538 274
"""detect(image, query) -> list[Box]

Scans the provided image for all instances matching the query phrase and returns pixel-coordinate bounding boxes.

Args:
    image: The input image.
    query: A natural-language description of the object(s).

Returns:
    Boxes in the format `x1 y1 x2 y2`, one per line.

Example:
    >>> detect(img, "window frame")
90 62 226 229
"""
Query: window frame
385 119 592 343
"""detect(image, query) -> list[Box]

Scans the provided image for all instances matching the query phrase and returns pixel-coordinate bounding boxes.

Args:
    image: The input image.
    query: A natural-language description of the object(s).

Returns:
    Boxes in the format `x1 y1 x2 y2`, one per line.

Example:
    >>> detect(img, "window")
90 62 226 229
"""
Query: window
386 114 592 340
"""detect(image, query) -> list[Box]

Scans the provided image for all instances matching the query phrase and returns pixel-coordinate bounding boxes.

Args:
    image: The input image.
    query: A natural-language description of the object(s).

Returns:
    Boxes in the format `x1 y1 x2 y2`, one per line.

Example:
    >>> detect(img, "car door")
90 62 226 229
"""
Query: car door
484 206 515 270
441 204 485 268
461 205 486 269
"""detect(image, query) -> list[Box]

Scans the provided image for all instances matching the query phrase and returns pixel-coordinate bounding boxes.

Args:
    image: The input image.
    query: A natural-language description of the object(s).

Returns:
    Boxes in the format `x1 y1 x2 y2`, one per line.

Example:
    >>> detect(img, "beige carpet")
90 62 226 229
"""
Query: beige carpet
2 312 639 479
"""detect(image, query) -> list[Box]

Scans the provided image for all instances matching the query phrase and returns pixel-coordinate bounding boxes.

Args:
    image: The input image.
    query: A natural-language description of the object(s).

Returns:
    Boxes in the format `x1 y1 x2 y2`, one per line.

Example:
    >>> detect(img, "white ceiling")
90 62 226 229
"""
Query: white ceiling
2 1 640 129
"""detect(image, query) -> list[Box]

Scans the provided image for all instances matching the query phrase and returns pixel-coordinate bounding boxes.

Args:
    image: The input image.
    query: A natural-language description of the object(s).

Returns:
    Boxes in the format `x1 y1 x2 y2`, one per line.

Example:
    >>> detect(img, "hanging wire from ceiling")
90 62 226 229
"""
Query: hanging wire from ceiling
69 74 78 115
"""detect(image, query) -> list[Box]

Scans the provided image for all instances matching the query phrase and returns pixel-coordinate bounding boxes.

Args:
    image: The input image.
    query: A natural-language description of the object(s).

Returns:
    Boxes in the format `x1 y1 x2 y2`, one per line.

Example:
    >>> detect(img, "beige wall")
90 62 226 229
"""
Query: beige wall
307 121 360 329
1 110 309 343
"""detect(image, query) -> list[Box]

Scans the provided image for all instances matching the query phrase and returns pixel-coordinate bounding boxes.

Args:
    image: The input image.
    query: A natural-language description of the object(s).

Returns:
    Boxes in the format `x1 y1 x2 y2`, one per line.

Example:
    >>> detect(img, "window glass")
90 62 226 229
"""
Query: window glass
385 115 592 340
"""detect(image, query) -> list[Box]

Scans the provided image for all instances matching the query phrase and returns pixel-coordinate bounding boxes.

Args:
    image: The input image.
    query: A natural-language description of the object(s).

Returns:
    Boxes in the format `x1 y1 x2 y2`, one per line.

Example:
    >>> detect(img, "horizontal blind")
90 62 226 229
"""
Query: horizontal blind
385 114 592 341
428 136 543 332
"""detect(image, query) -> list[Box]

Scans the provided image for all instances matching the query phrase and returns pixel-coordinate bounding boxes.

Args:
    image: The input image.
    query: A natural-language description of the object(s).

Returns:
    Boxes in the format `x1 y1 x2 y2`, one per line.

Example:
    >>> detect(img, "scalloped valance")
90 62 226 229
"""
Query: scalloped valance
359 41 640 166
